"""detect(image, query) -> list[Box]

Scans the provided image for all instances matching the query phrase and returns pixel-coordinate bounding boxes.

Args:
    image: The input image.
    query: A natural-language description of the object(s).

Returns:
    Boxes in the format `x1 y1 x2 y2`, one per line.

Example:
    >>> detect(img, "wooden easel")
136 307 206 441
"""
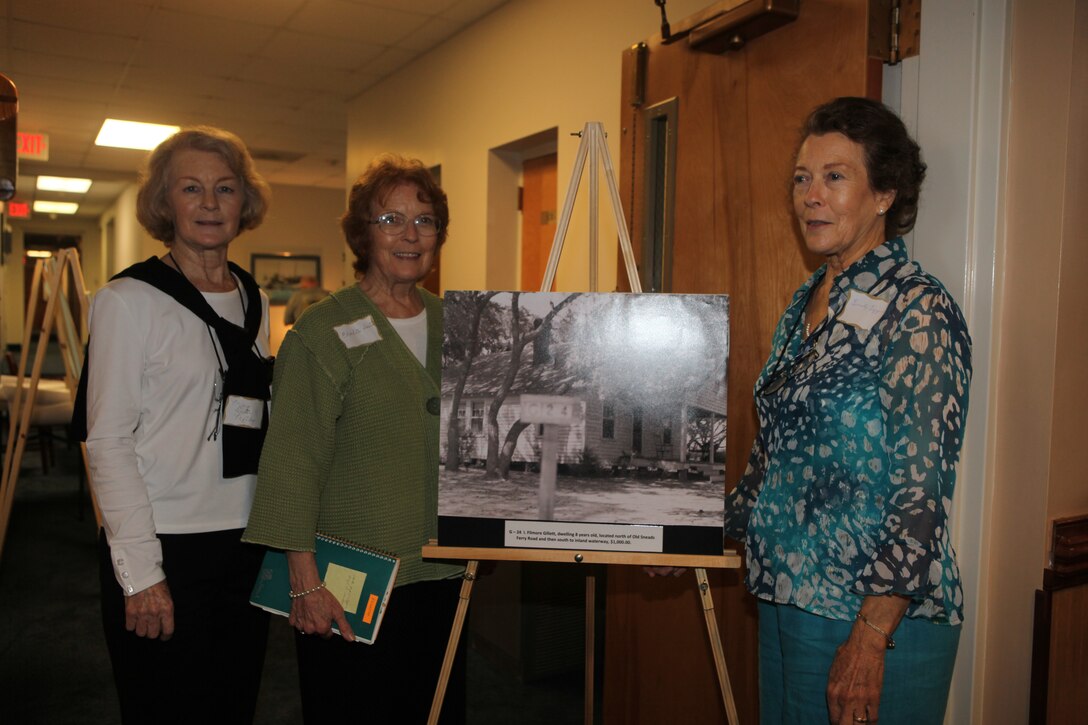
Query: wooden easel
424 123 741 725
0 248 94 561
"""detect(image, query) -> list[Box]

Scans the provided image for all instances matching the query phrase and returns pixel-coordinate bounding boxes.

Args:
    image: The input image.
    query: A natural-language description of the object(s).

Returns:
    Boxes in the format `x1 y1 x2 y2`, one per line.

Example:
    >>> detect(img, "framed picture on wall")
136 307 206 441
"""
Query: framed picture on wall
250 253 322 305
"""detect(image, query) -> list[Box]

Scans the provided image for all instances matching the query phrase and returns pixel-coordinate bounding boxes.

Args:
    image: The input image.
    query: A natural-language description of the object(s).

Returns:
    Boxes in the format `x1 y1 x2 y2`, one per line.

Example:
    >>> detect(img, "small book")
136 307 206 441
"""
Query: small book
250 533 399 644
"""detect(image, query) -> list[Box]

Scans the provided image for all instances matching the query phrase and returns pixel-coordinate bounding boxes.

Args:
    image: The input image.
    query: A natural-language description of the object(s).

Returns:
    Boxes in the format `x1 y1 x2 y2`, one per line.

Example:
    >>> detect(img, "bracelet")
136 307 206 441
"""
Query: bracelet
855 611 896 650
288 581 326 599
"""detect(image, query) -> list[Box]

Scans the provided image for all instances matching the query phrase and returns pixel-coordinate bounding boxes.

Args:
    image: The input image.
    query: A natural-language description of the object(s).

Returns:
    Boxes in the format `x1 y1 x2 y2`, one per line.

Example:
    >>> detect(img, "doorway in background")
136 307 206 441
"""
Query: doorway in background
519 152 557 291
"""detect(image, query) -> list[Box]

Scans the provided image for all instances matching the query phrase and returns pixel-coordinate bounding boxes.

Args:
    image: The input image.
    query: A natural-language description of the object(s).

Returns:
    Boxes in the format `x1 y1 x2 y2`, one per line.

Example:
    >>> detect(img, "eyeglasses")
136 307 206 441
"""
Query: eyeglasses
367 211 442 237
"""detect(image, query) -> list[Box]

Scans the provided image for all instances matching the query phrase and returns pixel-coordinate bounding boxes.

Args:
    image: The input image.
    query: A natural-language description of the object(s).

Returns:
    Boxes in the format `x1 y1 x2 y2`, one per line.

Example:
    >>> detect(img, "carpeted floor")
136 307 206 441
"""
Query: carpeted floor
0 445 586 724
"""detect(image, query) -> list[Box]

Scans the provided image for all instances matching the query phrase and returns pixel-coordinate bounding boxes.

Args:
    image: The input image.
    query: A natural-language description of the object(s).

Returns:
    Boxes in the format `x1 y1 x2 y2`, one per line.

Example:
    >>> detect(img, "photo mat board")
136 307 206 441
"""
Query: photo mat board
438 291 730 555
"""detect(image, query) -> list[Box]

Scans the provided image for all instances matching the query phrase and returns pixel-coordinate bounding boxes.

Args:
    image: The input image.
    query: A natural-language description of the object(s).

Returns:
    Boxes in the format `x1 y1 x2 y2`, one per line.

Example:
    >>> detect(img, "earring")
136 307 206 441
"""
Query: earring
877 208 886 216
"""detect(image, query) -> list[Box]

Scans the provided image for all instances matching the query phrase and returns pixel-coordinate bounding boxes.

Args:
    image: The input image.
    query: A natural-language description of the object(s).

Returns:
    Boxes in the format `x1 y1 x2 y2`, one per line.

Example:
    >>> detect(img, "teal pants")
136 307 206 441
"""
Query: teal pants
758 601 960 725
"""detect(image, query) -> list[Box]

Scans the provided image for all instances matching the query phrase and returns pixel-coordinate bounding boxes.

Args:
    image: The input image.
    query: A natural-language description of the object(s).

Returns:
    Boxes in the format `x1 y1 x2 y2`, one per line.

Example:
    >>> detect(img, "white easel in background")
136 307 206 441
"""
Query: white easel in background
0 248 95 561
425 122 740 725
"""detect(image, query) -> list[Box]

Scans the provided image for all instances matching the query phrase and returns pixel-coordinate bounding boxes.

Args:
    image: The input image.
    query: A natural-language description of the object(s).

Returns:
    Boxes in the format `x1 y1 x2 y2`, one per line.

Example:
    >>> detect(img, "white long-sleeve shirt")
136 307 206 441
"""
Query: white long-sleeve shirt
86 275 270 595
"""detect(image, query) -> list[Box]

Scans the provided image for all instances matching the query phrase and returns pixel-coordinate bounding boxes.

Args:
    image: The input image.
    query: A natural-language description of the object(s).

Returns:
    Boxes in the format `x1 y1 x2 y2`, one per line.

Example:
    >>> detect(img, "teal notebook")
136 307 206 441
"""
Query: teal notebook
250 533 399 644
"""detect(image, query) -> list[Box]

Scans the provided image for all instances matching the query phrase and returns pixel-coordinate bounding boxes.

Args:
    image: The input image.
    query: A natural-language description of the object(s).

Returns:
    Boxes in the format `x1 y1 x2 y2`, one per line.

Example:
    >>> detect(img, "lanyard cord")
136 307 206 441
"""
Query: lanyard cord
167 252 246 440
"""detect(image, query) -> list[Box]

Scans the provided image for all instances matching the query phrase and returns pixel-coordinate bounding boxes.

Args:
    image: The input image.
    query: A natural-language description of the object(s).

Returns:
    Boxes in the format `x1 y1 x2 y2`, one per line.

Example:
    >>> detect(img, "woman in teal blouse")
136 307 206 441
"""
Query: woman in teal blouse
724 97 971 725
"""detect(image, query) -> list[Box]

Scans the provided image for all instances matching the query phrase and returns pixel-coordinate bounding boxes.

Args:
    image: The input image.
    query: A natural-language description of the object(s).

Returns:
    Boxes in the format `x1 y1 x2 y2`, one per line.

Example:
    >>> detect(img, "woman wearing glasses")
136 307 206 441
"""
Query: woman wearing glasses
244 155 465 723
723 98 972 725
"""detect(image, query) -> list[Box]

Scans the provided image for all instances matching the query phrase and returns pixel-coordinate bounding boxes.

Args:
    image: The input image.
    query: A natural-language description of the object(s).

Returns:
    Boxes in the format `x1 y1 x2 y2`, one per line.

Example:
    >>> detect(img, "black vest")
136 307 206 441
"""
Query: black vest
74 257 272 478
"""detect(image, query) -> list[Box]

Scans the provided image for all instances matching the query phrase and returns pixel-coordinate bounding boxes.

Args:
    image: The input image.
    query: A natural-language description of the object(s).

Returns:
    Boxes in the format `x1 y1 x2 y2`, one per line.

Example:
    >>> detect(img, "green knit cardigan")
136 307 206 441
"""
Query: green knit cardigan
243 284 462 587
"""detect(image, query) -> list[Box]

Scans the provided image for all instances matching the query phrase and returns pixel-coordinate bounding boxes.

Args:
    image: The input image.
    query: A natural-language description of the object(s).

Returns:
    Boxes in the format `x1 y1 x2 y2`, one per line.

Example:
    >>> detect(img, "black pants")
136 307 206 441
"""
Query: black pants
295 577 466 724
98 528 270 725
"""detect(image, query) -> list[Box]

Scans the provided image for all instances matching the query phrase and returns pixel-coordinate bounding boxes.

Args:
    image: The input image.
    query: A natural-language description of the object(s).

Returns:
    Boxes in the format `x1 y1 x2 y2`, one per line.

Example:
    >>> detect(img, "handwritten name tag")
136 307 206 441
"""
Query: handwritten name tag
223 395 264 429
334 316 382 349
838 290 889 331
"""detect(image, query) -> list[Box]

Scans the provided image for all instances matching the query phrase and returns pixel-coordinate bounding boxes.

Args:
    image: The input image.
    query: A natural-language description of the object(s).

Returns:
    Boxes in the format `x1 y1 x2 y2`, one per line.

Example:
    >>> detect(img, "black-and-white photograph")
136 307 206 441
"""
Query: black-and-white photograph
438 291 729 555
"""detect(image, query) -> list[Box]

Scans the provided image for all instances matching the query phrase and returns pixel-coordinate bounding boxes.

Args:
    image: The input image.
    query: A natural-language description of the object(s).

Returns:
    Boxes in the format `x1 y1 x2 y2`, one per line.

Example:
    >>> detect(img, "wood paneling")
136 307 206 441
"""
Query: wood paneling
607 2 879 722
1047 585 1088 721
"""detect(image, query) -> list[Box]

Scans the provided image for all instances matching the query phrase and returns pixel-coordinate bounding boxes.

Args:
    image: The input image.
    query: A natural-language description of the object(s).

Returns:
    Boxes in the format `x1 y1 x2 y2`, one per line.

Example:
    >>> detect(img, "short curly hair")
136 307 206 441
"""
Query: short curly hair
341 155 449 276
800 97 926 239
136 126 271 243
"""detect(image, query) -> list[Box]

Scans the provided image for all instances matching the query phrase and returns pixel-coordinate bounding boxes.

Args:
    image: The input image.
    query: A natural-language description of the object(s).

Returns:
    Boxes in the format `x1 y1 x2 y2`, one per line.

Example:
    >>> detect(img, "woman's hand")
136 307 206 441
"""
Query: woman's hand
289 588 355 642
125 580 175 640
286 550 355 642
826 634 886 724
827 595 908 724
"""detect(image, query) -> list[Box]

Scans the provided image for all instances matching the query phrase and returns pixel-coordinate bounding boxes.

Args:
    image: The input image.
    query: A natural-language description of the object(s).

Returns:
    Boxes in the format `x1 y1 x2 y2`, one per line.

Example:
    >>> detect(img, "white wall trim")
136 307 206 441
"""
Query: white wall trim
889 1 1010 722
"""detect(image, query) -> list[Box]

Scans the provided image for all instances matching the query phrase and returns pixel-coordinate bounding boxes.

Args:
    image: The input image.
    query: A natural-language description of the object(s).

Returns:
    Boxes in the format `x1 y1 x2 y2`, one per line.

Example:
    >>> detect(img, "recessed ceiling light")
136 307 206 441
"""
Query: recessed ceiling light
26 250 54 258
95 119 180 151
33 200 79 215
36 175 93 193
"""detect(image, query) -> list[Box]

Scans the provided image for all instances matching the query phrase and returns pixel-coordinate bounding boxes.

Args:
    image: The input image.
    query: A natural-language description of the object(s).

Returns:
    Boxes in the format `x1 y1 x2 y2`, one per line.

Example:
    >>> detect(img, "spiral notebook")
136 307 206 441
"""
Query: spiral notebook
250 533 399 644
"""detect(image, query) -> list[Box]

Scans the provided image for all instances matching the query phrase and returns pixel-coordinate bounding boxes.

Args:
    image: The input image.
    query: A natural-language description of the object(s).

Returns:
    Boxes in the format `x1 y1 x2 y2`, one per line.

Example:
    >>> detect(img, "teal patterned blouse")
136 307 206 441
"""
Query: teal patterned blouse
724 238 971 624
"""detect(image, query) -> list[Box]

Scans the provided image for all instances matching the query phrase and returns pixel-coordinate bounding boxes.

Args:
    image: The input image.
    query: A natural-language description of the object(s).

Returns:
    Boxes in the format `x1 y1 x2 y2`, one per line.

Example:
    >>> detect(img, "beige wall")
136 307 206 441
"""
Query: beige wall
227 183 348 352
980 0 1088 720
344 0 708 294
1047 0 1088 535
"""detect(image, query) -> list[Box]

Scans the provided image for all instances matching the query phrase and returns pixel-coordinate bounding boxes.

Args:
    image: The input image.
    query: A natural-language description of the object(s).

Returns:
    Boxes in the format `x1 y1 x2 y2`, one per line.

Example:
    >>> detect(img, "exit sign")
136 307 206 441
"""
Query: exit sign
17 132 49 161
7 200 30 218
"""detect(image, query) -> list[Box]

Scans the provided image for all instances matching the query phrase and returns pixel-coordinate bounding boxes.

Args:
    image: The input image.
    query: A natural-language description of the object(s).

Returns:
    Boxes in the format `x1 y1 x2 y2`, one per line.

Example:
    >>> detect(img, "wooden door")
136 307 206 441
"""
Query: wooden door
520 152 558 291
605 2 883 723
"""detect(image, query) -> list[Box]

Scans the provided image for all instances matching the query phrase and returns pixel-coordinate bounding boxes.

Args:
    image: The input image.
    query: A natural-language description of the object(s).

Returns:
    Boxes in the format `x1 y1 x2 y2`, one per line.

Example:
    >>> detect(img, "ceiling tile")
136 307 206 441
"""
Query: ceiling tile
10 0 154 36
8 50 128 87
127 41 254 77
288 0 424 45
2 0 511 199
238 57 357 95
440 0 508 24
394 15 461 53
155 0 309 28
140 6 276 55
11 73 119 106
352 0 458 15
255 29 386 71
9 20 140 64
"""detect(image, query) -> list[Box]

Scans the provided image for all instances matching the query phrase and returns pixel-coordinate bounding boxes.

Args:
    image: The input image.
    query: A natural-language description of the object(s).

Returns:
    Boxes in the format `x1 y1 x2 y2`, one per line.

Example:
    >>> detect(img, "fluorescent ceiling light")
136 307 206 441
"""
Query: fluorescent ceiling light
95 119 180 151
33 200 79 215
26 250 53 258
37 175 93 193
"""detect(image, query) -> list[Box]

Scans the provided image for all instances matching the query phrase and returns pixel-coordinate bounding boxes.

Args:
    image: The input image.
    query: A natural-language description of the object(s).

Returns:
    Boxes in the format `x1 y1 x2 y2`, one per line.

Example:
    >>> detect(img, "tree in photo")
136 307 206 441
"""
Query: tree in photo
485 292 579 479
443 291 500 471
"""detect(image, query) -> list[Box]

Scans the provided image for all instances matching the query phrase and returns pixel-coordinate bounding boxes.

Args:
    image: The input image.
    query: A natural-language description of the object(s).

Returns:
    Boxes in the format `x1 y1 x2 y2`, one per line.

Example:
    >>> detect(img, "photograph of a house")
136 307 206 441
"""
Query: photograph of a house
438 291 730 554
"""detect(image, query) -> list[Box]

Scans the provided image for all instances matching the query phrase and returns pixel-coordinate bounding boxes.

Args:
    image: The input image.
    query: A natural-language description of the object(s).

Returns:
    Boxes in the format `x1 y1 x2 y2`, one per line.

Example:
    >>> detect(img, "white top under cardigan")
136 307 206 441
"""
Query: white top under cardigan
86 275 271 596
387 308 427 366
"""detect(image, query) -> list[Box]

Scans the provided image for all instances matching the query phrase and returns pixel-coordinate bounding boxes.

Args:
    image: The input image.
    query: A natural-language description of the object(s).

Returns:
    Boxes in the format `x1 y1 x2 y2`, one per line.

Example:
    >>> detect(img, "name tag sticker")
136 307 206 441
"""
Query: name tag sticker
335 315 382 349
838 290 889 331
223 395 264 429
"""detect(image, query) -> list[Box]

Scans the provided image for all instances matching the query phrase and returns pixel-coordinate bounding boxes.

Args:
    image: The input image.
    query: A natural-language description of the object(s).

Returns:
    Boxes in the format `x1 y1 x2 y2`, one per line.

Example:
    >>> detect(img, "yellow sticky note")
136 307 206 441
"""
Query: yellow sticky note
324 563 366 615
